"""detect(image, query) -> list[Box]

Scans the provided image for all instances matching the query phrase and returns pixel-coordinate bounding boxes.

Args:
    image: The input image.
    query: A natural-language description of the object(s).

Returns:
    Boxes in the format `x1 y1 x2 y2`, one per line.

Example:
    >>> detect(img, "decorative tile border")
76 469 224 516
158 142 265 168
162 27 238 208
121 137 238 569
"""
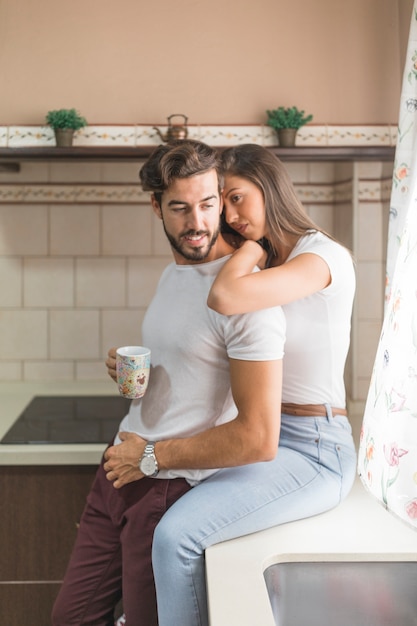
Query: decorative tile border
0 127 8 147
75 126 136 146
135 125 165 146
0 181 348 205
294 125 330 147
197 126 265 146
358 178 393 202
390 124 399 145
334 180 355 203
0 184 149 204
295 184 335 203
327 125 392 146
1 124 398 148
8 126 55 147
0 179 392 204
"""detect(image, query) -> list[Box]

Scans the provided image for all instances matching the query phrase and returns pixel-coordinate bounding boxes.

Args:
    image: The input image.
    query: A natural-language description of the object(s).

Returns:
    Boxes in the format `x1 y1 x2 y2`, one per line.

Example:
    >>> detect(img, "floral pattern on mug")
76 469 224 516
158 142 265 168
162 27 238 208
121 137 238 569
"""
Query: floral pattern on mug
116 348 151 399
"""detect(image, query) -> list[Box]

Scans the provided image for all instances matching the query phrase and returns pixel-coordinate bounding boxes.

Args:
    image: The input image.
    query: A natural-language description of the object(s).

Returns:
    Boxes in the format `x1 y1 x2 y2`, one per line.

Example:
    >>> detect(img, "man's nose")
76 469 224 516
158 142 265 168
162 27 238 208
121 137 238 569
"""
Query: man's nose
187 208 205 230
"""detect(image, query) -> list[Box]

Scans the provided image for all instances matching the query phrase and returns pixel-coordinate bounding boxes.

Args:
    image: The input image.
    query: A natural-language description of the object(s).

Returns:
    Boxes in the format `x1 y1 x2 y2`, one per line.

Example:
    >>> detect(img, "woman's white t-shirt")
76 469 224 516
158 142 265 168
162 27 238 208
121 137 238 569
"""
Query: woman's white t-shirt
281 231 355 407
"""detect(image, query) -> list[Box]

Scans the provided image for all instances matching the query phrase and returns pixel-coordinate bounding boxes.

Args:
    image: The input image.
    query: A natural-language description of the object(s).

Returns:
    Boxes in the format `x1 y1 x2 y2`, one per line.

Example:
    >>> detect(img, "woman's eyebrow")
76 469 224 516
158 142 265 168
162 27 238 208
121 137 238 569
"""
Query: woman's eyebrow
224 187 239 198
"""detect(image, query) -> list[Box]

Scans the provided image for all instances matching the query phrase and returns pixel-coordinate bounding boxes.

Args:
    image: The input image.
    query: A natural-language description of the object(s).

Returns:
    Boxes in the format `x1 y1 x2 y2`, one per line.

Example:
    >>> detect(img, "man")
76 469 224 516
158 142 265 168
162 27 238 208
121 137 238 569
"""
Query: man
52 140 284 626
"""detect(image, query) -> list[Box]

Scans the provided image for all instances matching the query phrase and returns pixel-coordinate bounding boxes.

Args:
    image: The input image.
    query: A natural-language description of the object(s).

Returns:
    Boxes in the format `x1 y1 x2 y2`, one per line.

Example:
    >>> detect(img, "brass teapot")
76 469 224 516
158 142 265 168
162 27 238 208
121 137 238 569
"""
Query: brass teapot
153 114 188 143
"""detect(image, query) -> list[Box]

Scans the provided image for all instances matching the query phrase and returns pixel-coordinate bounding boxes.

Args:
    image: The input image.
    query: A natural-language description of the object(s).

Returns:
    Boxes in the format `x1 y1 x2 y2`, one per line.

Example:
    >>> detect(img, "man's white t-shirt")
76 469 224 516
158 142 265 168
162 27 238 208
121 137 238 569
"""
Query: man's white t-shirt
282 231 355 408
117 255 285 484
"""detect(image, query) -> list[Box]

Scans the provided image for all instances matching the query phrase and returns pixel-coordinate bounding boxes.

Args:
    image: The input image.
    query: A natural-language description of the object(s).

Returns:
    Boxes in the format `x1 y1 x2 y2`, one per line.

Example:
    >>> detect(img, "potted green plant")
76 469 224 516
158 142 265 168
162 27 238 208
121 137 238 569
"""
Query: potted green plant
266 106 313 147
45 108 88 147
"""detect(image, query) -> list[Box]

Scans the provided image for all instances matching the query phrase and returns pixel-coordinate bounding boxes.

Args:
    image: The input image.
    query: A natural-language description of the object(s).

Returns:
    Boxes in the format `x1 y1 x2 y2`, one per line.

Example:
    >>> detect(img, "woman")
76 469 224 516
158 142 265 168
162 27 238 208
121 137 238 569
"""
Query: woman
108 144 357 626
208 143 355 415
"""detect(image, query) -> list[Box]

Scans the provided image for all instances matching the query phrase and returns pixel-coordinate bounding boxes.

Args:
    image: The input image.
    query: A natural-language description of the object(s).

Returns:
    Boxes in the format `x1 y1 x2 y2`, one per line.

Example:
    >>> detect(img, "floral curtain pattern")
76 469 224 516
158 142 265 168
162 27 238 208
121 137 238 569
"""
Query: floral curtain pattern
385 3 417 303
357 3 417 530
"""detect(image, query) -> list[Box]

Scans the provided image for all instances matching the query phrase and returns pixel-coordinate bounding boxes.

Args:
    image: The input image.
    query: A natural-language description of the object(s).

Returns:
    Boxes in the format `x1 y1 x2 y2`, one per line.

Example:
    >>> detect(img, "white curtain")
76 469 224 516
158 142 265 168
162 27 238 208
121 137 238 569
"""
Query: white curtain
357 3 417 529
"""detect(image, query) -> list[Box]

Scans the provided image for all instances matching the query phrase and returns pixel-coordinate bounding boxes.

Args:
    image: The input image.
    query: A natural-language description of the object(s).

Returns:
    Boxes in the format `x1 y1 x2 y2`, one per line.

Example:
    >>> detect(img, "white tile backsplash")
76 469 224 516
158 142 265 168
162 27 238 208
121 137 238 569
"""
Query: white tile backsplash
308 162 336 184
0 310 48 359
100 161 144 183
0 205 48 255
24 258 74 307
0 147 394 400
152 212 172 256
0 161 49 183
23 360 74 381
49 162 102 183
0 361 22 380
284 162 309 183
306 205 334 233
101 205 153 256
101 309 146 358
357 203 384 261
50 310 100 359
128 258 171 307
356 320 382 379
75 258 126 307
76 360 109 381
0 257 22 306
50 205 100 256
357 162 388 178
356 261 385 319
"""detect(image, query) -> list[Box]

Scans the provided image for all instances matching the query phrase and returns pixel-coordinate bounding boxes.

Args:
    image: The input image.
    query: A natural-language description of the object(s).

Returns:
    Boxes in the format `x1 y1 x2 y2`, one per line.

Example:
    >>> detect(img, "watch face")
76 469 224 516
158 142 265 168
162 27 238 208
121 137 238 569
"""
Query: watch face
141 455 157 476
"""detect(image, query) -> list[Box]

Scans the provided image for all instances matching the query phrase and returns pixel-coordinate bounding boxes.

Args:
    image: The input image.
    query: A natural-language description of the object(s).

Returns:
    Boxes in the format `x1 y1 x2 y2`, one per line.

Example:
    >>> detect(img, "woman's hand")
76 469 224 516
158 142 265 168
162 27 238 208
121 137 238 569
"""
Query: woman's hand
103 432 146 488
253 240 269 269
207 239 271 315
106 347 117 382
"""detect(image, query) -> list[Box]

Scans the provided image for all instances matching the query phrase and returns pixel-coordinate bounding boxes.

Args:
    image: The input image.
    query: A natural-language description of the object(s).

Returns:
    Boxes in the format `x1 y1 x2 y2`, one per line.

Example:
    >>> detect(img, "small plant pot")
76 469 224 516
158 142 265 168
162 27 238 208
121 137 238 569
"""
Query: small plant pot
277 128 297 148
54 129 75 147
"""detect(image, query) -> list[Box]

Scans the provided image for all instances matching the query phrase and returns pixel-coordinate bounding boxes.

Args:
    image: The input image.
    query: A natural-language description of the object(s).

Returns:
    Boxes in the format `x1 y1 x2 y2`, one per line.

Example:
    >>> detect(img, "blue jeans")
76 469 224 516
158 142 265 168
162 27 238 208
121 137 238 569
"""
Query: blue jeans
152 407 357 626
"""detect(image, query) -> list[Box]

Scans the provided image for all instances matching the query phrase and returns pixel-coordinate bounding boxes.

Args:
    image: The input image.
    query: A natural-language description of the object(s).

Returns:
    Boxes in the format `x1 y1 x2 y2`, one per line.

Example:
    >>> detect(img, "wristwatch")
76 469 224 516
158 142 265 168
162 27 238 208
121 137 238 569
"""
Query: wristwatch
139 441 159 477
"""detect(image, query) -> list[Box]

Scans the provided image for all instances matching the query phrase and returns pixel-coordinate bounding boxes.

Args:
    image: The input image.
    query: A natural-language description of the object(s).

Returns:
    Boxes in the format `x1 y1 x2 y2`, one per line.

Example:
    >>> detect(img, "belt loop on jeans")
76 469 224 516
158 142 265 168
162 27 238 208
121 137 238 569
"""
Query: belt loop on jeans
324 402 332 421
281 403 347 418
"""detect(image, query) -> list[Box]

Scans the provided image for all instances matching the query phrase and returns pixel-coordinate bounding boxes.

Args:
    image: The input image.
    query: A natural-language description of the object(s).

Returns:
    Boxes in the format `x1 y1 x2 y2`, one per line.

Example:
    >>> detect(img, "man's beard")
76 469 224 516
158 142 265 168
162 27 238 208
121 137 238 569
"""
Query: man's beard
162 223 220 262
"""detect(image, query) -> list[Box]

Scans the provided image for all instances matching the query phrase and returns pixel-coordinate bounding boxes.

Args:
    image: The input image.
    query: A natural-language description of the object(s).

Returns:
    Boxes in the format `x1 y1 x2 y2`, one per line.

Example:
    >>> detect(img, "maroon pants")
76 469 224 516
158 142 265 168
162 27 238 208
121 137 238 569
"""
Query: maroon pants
52 460 192 626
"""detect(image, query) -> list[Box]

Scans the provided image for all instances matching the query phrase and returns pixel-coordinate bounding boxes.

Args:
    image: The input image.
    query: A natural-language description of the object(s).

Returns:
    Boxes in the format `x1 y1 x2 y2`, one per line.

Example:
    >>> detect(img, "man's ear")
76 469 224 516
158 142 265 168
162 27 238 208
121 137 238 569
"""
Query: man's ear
151 194 162 219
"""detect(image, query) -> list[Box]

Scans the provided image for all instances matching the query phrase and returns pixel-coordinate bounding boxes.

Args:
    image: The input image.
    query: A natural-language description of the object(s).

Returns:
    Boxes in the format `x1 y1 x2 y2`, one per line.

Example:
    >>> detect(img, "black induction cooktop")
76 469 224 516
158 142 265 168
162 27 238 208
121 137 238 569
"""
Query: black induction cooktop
1 395 131 444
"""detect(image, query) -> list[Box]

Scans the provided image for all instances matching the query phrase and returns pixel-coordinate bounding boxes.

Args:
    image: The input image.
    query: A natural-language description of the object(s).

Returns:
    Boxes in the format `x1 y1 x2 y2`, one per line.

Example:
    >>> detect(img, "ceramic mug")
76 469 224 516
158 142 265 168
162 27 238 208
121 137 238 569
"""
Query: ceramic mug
116 346 151 399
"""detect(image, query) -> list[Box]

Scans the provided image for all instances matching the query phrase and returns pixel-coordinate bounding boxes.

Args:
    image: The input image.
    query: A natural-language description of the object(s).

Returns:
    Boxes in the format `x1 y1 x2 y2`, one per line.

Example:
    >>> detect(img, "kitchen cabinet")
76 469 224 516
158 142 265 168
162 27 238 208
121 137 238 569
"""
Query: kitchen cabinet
0 465 98 626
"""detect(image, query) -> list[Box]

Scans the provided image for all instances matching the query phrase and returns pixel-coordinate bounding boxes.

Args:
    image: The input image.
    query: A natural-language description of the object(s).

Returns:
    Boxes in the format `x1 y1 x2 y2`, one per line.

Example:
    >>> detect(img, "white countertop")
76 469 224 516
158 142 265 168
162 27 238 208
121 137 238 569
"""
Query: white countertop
205 476 417 626
0 381 120 465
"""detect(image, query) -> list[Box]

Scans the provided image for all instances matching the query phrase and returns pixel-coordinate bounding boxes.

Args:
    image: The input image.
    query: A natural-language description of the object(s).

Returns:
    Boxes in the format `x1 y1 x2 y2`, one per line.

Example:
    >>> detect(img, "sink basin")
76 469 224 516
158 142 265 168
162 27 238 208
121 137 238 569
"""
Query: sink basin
264 560 417 626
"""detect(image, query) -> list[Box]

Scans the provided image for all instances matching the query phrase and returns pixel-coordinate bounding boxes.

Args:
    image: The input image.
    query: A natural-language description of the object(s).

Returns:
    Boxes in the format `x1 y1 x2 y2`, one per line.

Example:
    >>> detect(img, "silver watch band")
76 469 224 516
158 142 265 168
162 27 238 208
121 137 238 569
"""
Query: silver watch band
144 442 156 455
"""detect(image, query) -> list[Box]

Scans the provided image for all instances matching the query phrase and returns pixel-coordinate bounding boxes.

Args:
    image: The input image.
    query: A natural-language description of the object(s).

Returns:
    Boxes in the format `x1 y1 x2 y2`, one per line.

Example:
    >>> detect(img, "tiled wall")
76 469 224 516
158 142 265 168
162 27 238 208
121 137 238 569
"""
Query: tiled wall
0 126 395 406
353 162 393 405
0 160 172 382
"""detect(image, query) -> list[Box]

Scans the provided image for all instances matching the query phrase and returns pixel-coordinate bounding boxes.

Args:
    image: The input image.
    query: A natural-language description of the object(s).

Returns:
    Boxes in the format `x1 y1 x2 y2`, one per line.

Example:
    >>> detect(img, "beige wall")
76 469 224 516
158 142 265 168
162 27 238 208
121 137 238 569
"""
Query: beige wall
0 0 414 126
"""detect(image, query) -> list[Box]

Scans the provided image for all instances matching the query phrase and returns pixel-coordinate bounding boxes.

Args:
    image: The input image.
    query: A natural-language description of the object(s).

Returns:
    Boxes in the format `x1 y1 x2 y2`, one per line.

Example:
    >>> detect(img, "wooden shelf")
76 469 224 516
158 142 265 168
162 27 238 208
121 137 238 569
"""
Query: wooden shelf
0 145 395 162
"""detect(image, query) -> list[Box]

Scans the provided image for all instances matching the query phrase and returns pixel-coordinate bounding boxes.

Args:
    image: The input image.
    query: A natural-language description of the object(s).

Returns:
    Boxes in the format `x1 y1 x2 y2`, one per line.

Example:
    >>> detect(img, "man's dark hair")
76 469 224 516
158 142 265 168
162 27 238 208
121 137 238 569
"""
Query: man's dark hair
140 140 222 205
